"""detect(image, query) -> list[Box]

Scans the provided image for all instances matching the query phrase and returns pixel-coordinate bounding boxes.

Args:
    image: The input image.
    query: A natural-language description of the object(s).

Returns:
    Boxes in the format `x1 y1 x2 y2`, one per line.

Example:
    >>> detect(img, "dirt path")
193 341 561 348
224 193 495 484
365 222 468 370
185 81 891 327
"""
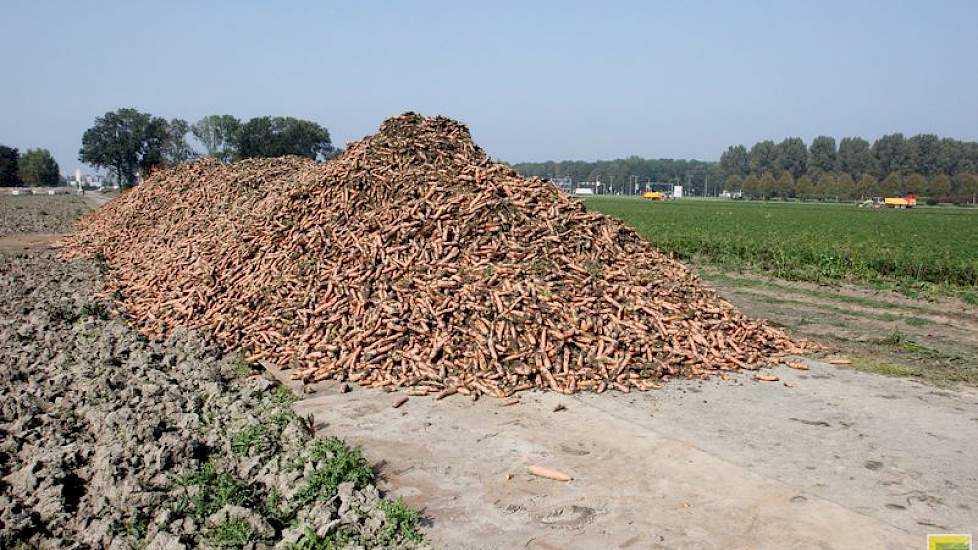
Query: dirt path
701 270 978 386
0 232 63 250
270 359 976 549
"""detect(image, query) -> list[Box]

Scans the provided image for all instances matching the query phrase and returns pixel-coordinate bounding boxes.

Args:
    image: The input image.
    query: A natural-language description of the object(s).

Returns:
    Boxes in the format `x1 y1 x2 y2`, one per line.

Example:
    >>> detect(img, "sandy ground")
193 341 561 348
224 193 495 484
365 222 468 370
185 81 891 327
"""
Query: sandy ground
272 361 976 549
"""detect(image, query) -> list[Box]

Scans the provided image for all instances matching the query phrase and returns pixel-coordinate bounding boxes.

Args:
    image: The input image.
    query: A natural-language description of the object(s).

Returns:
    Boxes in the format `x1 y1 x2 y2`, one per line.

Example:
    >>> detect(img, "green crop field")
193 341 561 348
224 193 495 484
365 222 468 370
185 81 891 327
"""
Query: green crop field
584 198 978 296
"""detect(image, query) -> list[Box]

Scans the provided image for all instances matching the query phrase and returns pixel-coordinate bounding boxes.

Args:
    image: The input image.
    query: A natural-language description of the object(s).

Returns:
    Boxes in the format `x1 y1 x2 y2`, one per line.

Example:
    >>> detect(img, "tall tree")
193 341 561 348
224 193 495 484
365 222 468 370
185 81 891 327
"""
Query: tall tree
0 145 21 186
908 134 942 176
795 175 814 199
79 108 169 188
724 174 743 193
192 115 241 162
880 172 903 195
857 174 879 198
749 140 778 175
937 138 964 175
742 174 759 198
955 173 978 203
872 133 914 176
161 118 196 165
719 145 749 178
928 174 951 198
236 116 332 160
815 172 836 200
775 171 794 198
758 172 777 198
904 173 927 194
808 136 838 175
17 148 60 185
775 137 807 178
837 137 876 178
834 173 856 200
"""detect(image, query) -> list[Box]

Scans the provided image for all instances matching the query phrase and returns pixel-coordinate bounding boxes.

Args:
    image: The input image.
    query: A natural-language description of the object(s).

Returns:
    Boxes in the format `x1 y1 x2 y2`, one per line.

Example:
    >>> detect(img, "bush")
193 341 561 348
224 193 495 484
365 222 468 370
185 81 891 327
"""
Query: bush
925 197 939 206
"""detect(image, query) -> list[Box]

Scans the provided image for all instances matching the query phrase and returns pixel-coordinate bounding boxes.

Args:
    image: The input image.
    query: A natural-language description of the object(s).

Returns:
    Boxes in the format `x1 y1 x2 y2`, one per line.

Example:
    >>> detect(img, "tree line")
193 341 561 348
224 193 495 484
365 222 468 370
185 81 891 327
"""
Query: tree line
78 108 334 188
512 157 723 196
720 134 978 202
0 146 61 187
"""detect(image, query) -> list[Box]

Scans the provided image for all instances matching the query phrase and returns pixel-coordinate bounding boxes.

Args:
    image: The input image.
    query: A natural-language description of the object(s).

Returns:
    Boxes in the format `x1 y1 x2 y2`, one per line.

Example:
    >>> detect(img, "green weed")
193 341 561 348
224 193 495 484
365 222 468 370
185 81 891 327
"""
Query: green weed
294 438 374 506
172 463 254 519
231 424 274 455
380 497 423 543
80 302 109 320
206 518 258 548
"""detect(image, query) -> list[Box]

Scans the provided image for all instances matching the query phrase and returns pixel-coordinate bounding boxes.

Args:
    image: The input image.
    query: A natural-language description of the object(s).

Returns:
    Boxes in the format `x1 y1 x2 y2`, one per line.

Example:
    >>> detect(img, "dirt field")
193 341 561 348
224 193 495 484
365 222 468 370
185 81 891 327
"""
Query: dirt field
701 269 978 386
0 194 92 236
2 196 975 548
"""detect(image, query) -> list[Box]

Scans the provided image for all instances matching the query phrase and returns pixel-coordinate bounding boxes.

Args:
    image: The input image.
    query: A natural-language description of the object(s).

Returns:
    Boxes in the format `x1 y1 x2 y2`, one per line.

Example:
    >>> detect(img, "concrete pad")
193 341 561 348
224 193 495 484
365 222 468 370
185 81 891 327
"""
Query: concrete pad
274 360 977 548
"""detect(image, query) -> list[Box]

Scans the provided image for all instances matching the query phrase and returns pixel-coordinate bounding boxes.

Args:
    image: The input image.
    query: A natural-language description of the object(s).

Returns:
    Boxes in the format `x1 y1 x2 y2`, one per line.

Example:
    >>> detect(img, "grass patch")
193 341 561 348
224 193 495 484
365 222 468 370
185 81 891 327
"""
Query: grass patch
849 357 922 378
207 518 258 548
875 331 957 361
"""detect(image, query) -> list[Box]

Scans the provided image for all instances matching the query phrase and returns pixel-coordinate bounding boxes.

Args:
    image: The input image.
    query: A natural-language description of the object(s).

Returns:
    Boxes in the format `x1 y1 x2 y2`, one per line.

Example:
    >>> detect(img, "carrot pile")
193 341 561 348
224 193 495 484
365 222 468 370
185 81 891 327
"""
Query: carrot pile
62 113 808 398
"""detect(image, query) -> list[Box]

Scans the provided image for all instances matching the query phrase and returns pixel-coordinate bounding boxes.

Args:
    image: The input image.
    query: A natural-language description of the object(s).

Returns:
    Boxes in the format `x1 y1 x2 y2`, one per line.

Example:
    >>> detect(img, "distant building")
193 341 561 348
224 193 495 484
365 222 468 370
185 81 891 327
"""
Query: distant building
550 176 573 194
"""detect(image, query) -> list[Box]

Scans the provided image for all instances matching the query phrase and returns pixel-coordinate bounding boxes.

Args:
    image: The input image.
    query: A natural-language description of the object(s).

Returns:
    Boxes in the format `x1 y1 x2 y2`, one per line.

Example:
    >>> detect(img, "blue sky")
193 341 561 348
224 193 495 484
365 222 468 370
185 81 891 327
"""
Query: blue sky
2 0 977 174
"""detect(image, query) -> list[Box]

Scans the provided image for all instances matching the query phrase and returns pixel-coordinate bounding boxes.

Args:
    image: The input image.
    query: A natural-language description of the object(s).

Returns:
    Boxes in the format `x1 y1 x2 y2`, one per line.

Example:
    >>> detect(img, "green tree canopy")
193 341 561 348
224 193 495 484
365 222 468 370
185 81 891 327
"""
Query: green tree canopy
834 173 856 200
908 134 941 177
928 174 951 198
815 172 836 198
857 174 879 198
719 145 749 178
79 108 170 188
904 173 927 194
955 173 978 203
236 116 333 160
749 140 778 175
880 173 903 195
742 174 759 197
775 171 794 197
808 136 838 175
775 137 807 178
838 137 876 178
17 148 60 186
872 133 914 176
0 145 21 186
724 174 743 192
192 115 241 162
758 172 777 198
795 175 814 199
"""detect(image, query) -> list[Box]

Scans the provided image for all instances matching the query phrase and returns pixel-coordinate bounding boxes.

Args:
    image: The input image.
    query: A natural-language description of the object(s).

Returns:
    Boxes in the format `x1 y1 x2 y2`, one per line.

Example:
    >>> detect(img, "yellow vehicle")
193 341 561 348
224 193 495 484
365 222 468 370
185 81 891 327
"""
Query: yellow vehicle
860 193 917 209
883 193 916 208
642 191 668 201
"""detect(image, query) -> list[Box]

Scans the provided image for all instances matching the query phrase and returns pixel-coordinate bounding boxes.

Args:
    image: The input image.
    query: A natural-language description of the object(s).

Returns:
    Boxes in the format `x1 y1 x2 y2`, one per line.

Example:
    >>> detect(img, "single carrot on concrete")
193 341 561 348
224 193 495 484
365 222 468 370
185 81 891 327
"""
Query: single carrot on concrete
529 465 573 481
